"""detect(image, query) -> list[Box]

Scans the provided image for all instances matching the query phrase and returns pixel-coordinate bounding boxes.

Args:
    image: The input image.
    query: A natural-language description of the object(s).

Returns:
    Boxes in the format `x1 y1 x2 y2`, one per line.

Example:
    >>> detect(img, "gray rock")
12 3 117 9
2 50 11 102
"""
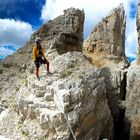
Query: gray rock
83 4 129 67
35 90 46 97
44 92 54 101
125 64 140 139
0 106 4 113
21 64 26 69
32 8 85 60
82 4 130 134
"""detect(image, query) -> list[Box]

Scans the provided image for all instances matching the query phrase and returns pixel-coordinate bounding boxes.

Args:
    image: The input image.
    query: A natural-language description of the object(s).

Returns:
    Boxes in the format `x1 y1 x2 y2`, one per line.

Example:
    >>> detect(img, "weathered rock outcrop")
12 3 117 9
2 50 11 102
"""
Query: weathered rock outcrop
83 4 128 68
9 52 112 140
0 8 113 140
83 4 130 140
125 64 140 140
33 8 85 59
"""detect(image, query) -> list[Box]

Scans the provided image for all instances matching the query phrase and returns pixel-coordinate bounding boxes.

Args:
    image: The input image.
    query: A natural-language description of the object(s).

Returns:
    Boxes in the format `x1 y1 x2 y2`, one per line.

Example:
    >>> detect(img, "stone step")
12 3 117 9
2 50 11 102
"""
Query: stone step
44 92 54 101
27 76 47 88
35 90 46 97
17 99 58 119
29 83 46 91
17 99 50 110
28 101 58 120
46 85 54 93
38 108 65 129
34 100 57 110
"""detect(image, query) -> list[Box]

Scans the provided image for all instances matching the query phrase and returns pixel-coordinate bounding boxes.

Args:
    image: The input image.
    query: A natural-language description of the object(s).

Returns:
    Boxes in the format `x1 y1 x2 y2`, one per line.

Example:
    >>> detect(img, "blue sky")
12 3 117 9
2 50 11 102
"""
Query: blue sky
0 0 138 60
0 0 45 28
129 1 137 18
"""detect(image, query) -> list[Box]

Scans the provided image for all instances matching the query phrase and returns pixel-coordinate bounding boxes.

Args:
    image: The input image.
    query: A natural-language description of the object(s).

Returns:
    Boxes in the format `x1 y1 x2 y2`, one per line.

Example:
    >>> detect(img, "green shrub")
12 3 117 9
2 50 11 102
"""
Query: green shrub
22 130 29 137
15 86 20 92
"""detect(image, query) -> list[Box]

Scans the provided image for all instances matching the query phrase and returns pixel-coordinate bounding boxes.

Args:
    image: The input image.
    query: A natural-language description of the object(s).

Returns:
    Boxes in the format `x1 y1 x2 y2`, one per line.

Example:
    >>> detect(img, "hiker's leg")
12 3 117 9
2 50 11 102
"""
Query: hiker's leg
42 59 50 73
35 58 40 78
46 60 49 72
36 68 39 77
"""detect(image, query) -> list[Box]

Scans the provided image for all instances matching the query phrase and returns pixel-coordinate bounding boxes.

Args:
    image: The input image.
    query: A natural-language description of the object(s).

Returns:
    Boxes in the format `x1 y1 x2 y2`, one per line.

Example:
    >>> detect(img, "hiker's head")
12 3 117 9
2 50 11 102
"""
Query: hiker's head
35 37 41 44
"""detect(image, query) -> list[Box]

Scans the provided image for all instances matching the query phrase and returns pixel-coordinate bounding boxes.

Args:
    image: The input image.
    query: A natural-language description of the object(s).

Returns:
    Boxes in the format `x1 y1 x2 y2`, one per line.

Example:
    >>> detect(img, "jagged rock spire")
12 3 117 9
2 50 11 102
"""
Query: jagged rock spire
83 4 128 68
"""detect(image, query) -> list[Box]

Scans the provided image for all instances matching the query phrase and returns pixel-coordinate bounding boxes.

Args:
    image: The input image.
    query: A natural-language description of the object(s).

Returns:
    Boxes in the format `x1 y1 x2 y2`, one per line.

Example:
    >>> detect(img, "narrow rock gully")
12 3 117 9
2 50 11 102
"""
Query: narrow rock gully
113 72 130 140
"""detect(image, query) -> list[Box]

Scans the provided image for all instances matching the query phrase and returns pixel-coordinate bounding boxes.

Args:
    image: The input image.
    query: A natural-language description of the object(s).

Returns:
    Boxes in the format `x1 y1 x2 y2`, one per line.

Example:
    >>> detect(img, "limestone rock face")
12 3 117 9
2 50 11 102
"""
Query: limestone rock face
82 5 131 140
83 4 129 125
83 4 128 68
7 52 112 140
125 64 140 140
33 8 85 59
101 65 126 118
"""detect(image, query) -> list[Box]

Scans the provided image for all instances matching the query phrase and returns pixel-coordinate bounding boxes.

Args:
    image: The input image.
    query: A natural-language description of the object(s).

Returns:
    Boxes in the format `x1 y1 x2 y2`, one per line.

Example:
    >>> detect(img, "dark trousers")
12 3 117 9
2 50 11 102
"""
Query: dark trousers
35 57 49 77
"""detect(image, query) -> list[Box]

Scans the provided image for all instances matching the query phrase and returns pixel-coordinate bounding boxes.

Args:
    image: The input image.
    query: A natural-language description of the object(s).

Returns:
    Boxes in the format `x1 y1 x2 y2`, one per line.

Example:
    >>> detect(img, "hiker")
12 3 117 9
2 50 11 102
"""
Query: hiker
33 37 50 80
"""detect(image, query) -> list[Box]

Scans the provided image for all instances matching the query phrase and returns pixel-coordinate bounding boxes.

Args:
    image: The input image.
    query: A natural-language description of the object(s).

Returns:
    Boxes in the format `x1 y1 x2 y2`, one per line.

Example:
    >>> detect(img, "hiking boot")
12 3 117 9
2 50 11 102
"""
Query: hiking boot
47 71 51 75
37 76 40 81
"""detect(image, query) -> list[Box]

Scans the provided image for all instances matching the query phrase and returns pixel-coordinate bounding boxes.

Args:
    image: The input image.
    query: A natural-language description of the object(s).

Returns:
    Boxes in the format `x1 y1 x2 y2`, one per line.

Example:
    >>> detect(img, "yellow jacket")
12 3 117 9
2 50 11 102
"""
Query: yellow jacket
33 45 45 61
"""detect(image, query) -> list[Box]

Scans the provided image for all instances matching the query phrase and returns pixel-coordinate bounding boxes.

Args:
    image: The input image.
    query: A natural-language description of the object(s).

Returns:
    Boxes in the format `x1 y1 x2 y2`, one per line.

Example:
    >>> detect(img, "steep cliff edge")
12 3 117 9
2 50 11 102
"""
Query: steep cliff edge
0 8 113 140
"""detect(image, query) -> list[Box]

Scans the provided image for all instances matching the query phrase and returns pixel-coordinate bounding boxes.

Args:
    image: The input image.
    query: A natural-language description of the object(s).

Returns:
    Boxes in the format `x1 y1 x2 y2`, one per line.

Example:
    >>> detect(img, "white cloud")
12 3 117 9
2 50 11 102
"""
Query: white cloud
125 17 138 58
0 46 15 58
0 19 34 48
41 0 138 59
124 0 138 58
